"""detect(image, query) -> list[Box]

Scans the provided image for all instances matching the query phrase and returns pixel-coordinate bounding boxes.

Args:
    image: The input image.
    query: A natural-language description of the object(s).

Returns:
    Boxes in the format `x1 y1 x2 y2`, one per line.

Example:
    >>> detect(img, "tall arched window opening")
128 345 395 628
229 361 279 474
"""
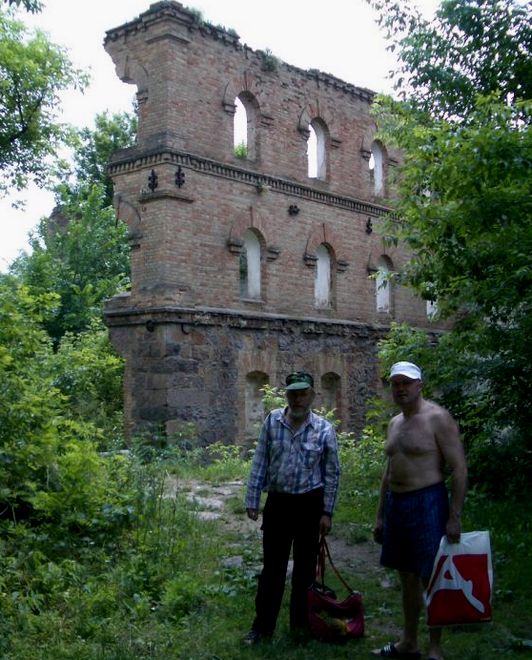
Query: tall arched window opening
234 97 247 155
307 119 327 180
315 243 331 308
426 299 438 319
240 229 261 300
376 256 392 313
320 372 341 418
369 140 384 195
234 93 258 160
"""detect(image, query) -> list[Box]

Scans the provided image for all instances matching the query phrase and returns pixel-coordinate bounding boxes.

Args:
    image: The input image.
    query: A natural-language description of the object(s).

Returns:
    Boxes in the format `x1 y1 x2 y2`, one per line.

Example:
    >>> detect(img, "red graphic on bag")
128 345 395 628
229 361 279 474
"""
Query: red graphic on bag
425 552 492 626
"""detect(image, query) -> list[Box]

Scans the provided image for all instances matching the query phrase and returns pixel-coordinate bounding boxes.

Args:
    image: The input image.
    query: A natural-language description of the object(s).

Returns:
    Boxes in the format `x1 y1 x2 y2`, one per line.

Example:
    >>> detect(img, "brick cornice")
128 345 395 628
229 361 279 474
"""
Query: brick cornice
109 148 393 219
104 300 393 338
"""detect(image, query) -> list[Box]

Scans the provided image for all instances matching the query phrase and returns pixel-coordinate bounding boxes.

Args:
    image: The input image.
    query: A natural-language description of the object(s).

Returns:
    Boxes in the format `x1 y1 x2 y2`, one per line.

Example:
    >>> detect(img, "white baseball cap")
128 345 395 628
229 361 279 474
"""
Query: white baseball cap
389 361 422 381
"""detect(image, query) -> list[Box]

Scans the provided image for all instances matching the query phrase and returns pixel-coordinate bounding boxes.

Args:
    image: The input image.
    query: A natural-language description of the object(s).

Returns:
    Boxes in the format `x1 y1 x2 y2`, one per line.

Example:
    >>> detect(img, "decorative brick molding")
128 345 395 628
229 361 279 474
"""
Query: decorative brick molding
304 222 349 272
298 101 341 148
227 206 281 261
222 70 274 127
138 188 194 204
109 148 392 219
227 237 244 254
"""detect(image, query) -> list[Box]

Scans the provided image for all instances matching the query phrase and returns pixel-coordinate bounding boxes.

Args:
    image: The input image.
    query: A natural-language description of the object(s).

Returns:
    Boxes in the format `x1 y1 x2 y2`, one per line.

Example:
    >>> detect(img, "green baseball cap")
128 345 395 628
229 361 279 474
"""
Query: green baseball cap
285 371 314 391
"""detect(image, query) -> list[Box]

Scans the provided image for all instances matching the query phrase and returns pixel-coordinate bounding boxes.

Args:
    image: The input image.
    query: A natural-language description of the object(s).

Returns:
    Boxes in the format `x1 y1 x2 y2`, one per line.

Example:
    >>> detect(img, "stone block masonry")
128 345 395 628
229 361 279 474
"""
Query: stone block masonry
104 1 446 444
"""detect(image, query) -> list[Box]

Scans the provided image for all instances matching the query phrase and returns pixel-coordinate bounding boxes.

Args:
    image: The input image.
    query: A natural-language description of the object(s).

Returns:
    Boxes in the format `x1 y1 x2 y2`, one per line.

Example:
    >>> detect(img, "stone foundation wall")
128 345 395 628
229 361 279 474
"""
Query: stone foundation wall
106 300 388 444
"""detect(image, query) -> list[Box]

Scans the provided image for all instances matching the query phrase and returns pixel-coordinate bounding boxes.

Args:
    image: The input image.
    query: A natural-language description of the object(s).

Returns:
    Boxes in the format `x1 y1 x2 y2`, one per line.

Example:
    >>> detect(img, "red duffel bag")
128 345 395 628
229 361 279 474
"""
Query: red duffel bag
307 536 364 643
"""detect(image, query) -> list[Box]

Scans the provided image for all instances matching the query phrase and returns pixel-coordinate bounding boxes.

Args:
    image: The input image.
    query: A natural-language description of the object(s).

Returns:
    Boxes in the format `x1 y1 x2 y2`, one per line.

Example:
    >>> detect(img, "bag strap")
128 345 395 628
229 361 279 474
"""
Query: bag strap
315 535 326 584
318 535 355 594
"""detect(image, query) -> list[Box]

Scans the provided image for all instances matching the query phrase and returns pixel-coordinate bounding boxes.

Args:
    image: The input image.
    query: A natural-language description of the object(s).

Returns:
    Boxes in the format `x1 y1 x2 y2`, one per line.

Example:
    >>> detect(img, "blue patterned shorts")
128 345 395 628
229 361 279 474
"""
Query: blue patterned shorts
380 482 449 580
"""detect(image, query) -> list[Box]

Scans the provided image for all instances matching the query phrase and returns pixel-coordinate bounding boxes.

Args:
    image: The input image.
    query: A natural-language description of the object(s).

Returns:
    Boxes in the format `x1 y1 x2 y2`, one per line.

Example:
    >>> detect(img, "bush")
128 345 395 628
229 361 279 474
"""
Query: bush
50 319 124 450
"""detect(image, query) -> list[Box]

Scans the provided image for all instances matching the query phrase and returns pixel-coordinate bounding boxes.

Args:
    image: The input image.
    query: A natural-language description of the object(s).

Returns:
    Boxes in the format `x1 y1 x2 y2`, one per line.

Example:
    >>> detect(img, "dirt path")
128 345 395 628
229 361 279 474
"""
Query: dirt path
170 477 400 644
172 478 384 582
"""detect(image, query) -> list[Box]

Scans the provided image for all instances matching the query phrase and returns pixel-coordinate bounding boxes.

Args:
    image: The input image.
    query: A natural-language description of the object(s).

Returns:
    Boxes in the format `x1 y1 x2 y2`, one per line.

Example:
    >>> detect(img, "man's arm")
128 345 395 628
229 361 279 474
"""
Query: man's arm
320 424 340 536
435 409 468 543
245 415 271 520
373 459 390 544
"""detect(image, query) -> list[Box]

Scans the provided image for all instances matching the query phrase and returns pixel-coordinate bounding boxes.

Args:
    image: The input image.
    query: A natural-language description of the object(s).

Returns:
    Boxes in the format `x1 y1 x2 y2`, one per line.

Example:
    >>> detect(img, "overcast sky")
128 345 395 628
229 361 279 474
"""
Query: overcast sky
0 0 440 270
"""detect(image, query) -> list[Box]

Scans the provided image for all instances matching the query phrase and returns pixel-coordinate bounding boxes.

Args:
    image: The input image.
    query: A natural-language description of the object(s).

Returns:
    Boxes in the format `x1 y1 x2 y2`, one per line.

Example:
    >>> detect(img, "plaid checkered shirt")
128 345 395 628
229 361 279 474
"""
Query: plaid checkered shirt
245 407 340 515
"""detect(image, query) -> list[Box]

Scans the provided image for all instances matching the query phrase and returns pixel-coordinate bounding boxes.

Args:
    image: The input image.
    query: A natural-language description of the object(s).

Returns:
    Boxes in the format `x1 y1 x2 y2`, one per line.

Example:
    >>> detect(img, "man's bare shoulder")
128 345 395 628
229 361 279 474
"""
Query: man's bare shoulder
389 412 403 427
423 399 449 415
423 400 459 432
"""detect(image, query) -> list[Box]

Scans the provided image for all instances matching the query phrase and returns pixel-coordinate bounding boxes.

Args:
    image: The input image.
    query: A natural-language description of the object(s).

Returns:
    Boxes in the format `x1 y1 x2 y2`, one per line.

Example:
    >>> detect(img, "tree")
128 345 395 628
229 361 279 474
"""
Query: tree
0 6 86 197
368 0 532 492
69 110 137 206
12 181 131 341
11 110 136 341
0 275 85 519
370 0 531 121
2 1 42 12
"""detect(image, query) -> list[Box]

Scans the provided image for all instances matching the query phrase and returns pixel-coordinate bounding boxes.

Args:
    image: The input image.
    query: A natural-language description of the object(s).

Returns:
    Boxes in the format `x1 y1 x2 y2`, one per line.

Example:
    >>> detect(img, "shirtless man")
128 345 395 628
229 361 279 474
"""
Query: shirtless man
373 361 467 660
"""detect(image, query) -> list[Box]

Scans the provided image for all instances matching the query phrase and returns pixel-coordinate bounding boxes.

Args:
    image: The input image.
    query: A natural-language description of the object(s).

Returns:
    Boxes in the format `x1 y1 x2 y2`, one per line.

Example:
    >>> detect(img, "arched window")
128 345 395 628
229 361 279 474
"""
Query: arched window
369 140 385 195
320 372 341 418
240 229 261 300
307 119 327 180
376 256 392 313
245 371 269 440
426 299 438 319
234 93 258 160
315 243 331 308
234 97 247 155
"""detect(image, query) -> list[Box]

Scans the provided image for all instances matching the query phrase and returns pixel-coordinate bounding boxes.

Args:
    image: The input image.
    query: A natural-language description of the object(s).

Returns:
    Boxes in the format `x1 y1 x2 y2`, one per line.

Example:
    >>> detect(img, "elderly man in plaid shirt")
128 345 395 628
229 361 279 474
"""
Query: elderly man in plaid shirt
243 371 340 644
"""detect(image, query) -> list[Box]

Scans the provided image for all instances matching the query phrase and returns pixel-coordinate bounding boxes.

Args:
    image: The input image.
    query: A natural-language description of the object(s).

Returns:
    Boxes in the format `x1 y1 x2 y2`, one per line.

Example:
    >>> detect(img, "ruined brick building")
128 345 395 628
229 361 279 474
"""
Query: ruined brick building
104 1 444 444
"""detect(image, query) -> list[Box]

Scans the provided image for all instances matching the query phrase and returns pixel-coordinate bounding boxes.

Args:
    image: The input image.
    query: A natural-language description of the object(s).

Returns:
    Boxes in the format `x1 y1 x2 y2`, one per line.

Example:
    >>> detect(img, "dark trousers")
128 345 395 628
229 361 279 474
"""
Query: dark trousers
252 488 323 635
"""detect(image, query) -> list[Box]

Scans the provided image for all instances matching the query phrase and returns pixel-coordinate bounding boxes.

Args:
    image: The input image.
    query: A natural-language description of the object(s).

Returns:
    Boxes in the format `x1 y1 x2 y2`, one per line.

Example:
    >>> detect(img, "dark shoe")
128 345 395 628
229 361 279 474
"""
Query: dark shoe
242 629 271 645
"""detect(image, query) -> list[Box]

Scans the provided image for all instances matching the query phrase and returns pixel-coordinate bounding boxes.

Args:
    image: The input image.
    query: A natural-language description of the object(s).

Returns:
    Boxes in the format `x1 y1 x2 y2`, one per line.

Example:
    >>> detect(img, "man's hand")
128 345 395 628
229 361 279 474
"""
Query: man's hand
373 520 384 545
446 514 461 543
319 514 332 536
246 508 259 521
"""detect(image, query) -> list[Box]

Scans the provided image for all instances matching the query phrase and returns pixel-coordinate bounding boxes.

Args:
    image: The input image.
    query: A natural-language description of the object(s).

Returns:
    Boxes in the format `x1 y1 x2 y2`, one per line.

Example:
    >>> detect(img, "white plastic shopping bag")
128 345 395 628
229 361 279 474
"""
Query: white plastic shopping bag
425 531 493 626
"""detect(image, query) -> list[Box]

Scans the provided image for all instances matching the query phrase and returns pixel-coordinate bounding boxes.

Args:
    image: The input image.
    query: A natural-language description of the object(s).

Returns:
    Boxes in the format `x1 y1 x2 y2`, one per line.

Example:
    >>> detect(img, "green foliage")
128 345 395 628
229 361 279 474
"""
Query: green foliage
0 276 128 536
0 444 223 657
0 276 63 518
9 109 136 341
260 384 285 413
233 140 248 159
0 422 530 657
374 96 531 324
368 0 531 121
49 319 124 449
261 48 280 72
3 0 42 11
31 442 128 532
0 7 86 196
376 322 433 379
12 181 130 341
70 110 137 206
201 441 250 481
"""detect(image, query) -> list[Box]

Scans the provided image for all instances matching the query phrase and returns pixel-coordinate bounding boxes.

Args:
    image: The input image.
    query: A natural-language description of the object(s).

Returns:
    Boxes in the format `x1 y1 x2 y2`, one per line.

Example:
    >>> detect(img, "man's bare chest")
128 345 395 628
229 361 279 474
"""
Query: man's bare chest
387 418 437 456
